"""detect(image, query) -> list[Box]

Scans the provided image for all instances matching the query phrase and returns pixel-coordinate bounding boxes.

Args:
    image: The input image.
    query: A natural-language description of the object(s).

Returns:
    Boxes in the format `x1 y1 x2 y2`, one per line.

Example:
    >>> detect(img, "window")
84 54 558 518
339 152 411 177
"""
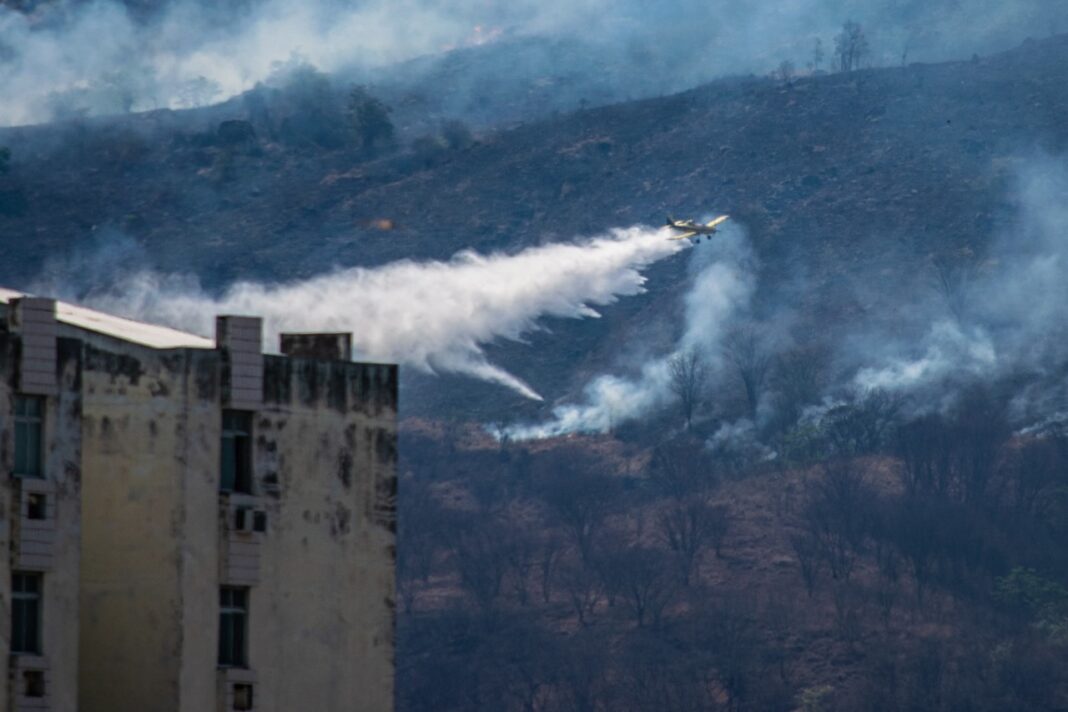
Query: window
11 573 42 654
14 396 44 478
218 587 248 668
23 670 45 698
233 683 254 711
27 493 47 521
220 411 252 494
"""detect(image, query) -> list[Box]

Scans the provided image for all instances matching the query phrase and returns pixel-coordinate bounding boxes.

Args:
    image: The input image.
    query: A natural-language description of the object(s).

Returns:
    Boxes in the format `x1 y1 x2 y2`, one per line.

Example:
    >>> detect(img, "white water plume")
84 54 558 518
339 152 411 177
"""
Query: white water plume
504 225 755 439
78 226 686 400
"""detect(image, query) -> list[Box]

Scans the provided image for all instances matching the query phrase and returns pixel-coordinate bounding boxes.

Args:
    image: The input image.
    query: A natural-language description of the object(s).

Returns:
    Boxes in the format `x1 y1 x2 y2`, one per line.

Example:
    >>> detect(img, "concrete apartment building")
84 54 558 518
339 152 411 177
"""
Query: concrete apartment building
0 290 397 712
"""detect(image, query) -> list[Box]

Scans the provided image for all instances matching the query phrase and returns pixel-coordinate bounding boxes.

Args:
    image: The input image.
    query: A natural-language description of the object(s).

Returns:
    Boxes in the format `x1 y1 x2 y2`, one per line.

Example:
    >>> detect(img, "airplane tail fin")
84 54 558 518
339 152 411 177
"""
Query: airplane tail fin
666 215 674 225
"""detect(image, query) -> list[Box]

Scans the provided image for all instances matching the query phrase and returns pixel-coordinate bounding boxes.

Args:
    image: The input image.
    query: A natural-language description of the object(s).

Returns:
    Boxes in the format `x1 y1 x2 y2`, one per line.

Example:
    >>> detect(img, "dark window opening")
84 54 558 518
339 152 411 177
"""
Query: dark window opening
252 511 268 533
23 670 45 698
233 683 254 711
220 411 253 494
11 572 42 655
218 587 248 668
14 396 44 478
27 493 47 521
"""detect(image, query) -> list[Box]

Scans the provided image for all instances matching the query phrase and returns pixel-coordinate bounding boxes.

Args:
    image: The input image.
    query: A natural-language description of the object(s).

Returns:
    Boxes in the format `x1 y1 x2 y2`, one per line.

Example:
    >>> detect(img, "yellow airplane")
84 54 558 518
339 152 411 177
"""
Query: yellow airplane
666 215 730 243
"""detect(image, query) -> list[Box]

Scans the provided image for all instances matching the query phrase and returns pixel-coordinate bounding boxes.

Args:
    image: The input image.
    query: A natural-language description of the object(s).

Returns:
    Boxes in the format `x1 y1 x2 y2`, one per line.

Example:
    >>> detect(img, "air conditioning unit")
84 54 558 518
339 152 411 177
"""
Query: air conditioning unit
234 507 268 534
234 507 254 533
232 682 254 711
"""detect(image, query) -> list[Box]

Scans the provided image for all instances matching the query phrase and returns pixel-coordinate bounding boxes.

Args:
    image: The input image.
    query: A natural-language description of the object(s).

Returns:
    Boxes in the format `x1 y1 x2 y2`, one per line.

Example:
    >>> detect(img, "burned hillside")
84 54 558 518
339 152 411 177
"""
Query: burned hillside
3 35 1068 420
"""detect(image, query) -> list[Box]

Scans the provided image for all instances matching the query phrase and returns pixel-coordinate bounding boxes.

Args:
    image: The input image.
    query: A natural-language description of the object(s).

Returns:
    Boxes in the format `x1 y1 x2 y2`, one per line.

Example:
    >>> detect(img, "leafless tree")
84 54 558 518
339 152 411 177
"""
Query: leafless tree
833 580 864 642
929 248 980 323
1007 439 1065 517
648 437 715 498
809 37 825 72
802 461 873 581
560 561 603 627
501 526 538 606
834 21 870 72
600 546 678 628
668 349 708 430
825 389 901 455
449 519 511 613
773 60 795 83
538 535 563 604
769 345 826 433
723 325 772 419
658 498 728 585
791 532 823 597
535 447 619 564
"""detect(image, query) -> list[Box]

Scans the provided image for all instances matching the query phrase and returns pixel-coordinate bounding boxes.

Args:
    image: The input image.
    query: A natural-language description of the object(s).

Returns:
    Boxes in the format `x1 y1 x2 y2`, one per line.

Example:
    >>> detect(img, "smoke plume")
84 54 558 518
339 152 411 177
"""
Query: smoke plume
2 0 1067 126
48 226 685 400
505 224 755 438
847 155 1068 421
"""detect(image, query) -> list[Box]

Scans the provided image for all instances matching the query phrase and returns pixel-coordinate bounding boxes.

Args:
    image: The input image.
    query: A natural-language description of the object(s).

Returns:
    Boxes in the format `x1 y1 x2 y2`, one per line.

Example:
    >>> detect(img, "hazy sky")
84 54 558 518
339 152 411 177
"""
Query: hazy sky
1 0 1066 125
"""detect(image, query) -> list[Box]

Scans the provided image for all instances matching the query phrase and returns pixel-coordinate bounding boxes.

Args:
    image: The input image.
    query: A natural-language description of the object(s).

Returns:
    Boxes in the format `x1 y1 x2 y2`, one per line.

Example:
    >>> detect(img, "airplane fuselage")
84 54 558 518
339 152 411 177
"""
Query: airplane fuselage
669 222 718 235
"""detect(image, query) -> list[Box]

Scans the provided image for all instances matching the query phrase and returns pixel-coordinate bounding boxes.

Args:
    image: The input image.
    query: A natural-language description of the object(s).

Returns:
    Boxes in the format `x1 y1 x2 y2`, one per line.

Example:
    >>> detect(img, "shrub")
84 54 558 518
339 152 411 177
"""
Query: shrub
347 85 395 153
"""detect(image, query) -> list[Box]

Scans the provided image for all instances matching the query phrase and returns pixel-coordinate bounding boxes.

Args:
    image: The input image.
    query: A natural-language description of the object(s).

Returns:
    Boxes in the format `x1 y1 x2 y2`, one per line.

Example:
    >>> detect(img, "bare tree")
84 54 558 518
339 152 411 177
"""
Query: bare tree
560 560 603 627
535 447 619 564
929 248 980 323
600 546 678 628
802 461 873 581
648 437 715 498
834 21 870 72
500 526 538 606
538 535 563 604
668 350 708 430
824 388 901 456
658 498 728 586
773 60 795 83
723 325 772 418
791 532 823 597
448 517 511 612
809 38 825 72
769 345 826 434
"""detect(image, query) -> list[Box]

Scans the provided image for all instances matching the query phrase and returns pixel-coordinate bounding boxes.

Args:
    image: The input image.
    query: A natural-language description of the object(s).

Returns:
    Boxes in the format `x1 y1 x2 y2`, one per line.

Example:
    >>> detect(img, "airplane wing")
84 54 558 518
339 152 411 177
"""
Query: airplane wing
705 215 730 229
669 231 697 241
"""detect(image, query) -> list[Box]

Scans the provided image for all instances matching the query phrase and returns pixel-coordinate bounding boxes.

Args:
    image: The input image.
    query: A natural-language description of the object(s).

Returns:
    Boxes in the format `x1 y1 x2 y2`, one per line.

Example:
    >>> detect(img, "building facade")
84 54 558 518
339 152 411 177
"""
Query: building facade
0 296 83 712
0 291 397 712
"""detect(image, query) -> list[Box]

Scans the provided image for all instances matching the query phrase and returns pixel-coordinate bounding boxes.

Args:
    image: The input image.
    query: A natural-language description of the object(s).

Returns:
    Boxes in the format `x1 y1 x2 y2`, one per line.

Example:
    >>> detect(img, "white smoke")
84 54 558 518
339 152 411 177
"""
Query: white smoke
848 155 1068 410
852 320 997 393
76 226 685 400
505 224 755 439
3 0 1067 126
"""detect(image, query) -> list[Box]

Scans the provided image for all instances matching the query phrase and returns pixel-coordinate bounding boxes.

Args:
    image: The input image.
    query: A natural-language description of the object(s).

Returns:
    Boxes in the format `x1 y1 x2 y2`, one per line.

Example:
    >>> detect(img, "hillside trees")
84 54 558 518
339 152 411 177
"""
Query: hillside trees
348 85 396 153
668 349 708 430
723 325 772 419
834 21 870 72
658 499 728 585
534 446 620 564
809 38 825 73
396 385 1068 710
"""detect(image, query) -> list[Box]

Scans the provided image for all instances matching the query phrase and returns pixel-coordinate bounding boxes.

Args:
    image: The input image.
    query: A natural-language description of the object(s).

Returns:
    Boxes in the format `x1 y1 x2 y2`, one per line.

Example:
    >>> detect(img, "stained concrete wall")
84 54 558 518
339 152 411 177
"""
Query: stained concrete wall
77 338 219 712
0 331 83 712
75 328 397 712
249 355 397 712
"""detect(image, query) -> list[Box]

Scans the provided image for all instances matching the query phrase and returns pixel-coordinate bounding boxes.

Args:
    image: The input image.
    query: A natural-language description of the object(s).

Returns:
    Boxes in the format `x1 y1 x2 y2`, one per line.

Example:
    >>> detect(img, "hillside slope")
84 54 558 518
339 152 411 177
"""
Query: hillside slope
1 35 1067 416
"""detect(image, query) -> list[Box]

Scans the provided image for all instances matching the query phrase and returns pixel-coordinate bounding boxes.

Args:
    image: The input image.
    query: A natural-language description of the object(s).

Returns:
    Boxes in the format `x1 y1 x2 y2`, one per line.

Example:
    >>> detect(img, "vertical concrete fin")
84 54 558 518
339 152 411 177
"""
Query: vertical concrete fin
10 297 58 396
216 316 263 410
